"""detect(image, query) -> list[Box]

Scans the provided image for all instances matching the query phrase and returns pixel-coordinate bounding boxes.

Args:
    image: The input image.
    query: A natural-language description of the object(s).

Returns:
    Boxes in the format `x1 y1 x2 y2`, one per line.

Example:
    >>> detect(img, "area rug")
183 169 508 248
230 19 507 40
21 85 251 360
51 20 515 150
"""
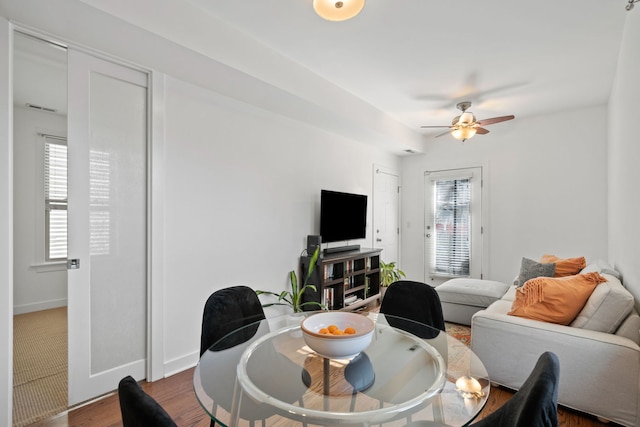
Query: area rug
13 307 68 427
445 322 471 347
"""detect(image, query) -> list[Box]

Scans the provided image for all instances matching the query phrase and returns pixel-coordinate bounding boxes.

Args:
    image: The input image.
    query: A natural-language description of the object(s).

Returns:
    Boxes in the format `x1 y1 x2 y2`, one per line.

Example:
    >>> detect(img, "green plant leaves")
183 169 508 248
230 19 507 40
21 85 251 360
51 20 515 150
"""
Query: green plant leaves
256 246 325 313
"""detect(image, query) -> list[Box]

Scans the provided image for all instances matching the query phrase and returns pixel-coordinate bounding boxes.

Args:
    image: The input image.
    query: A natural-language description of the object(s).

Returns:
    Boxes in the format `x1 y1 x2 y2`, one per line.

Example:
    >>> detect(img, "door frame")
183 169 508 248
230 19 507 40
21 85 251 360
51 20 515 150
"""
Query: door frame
423 166 487 284
372 164 401 265
1 18 14 427
3 22 166 421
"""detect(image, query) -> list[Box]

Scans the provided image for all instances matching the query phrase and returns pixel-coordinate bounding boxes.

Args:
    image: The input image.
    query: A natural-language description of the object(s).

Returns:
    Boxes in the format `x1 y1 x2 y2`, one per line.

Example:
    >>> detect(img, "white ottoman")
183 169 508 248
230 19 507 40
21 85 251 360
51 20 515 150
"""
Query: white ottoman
435 278 510 325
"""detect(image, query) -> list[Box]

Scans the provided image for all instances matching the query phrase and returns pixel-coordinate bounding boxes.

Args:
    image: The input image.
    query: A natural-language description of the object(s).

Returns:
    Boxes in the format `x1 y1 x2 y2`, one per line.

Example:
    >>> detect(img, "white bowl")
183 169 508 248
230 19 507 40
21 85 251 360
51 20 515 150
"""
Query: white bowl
300 312 375 359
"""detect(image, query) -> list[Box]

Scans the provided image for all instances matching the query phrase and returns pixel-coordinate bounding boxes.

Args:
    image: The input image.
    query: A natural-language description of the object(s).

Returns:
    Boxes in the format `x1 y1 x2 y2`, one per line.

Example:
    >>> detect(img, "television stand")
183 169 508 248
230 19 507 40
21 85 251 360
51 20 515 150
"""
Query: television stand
324 244 360 254
300 247 382 311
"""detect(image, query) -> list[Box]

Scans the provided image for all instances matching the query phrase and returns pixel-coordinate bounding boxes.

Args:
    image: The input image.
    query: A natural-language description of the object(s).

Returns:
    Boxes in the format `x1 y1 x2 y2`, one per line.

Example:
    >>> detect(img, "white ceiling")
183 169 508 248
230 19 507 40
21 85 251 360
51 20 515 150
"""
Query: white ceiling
187 0 626 131
12 0 630 151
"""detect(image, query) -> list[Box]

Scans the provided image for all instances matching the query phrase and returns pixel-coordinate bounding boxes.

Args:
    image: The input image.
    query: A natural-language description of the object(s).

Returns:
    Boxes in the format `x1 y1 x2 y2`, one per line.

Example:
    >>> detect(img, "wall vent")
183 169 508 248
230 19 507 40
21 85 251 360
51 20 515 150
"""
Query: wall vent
26 103 57 113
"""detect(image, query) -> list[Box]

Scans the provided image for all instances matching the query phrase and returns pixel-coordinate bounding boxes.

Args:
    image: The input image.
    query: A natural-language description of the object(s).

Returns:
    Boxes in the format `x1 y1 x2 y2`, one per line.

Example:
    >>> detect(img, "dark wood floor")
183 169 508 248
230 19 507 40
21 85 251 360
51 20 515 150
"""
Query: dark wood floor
27 366 615 427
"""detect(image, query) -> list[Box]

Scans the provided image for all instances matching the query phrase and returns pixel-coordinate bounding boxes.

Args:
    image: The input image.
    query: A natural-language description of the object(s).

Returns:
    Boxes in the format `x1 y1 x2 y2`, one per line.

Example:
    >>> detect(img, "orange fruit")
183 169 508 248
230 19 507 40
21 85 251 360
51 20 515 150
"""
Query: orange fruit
327 325 338 333
319 328 329 334
332 329 344 335
344 327 356 334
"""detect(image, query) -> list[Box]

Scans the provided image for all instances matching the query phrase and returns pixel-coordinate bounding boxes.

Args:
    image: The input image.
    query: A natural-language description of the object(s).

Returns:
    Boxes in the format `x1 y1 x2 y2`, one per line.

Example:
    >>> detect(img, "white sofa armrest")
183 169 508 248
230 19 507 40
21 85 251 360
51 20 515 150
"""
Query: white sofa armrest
471 300 640 427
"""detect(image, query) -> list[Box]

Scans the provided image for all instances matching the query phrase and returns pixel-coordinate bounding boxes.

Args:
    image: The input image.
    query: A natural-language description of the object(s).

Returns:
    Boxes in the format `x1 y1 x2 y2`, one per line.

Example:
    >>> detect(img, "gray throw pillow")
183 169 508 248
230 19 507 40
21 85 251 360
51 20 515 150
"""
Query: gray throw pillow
515 257 556 287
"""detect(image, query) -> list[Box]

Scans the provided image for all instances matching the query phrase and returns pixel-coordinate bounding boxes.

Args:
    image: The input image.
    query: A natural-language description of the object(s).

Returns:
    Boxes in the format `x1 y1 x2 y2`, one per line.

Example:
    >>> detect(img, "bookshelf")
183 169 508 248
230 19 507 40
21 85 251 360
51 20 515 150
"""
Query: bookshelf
301 248 382 311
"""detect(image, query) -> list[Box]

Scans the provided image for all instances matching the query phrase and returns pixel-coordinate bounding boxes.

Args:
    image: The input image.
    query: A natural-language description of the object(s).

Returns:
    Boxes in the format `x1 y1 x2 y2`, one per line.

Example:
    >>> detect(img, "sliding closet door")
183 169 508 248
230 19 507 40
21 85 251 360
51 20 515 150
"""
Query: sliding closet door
67 49 148 405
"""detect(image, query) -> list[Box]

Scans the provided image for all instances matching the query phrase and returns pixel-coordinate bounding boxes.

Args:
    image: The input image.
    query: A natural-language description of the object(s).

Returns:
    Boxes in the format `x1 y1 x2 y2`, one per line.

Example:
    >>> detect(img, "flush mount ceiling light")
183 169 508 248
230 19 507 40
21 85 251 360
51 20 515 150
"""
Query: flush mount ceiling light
313 0 366 21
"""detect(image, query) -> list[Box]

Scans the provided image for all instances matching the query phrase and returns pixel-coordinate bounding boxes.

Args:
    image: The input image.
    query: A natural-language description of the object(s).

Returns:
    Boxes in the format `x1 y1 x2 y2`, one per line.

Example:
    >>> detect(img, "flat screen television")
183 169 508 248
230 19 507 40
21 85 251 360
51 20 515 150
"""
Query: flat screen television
320 190 367 243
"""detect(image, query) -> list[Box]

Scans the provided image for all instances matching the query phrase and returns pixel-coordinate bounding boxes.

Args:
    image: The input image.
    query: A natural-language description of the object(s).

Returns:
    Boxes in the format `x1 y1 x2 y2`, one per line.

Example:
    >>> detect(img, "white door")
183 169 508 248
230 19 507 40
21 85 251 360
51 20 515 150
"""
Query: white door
424 167 482 284
373 165 400 264
67 49 148 405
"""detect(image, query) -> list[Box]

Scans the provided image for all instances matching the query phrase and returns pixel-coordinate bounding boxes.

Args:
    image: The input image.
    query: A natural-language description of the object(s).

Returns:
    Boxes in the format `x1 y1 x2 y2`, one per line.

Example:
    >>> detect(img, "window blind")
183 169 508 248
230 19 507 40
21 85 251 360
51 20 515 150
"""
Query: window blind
433 177 471 276
44 138 67 260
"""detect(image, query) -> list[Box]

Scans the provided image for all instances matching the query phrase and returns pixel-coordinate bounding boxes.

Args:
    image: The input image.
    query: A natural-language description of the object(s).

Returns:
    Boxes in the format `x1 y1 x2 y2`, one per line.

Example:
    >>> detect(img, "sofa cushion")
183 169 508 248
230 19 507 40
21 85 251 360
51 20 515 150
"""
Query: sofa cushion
508 272 607 325
436 278 510 308
580 259 622 280
615 309 640 345
501 285 517 302
514 257 556 287
540 254 586 277
571 274 634 333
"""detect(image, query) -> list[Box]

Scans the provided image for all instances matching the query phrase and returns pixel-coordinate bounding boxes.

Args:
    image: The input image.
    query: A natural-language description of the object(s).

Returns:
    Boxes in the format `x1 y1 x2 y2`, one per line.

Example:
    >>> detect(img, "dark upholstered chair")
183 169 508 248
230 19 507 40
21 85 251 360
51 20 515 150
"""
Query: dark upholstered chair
402 352 560 427
118 375 177 427
200 285 266 356
380 280 445 339
200 285 267 426
472 351 560 427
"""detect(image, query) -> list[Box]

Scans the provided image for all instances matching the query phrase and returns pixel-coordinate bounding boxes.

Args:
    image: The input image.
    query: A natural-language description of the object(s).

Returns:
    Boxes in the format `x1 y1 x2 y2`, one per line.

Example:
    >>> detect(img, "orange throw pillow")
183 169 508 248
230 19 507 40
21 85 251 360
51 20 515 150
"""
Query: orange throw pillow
509 272 607 325
540 254 586 277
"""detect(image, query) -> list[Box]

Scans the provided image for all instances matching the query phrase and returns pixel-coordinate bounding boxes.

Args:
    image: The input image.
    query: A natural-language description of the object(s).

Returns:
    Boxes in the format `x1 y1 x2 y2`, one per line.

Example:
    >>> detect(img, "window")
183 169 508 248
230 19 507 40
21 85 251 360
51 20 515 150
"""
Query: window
425 167 482 279
433 177 471 275
44 136 67 261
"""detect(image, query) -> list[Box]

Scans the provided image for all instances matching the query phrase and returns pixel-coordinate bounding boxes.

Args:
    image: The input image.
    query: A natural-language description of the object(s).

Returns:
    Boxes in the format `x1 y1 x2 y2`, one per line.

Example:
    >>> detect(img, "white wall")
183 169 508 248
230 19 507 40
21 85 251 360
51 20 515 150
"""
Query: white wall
0 0 635 422
13 106 67 313
161 76 398 372
0 3 406 418
609 10 640 304
401 105 609 285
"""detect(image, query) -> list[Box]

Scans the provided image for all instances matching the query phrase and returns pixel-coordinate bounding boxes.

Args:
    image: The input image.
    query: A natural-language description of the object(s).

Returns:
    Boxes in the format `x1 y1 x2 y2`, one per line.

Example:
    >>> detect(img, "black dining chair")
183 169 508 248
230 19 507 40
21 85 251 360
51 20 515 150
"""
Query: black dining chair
118 375 177 427
472 351 560 427
401 352 560 427
377 280 449 424
200 285 269 427
200 285 266 356
380 280 446 339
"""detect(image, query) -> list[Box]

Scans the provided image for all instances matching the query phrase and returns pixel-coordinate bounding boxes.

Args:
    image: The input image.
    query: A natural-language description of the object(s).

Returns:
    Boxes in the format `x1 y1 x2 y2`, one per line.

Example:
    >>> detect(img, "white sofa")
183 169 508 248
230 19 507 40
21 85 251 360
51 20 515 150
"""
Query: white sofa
471 267 640 427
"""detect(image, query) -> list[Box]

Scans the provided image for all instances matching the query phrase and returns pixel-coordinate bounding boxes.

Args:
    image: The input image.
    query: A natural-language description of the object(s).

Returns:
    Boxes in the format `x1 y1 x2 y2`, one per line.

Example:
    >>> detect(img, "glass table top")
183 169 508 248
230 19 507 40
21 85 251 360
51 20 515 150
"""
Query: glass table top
194 312 489 427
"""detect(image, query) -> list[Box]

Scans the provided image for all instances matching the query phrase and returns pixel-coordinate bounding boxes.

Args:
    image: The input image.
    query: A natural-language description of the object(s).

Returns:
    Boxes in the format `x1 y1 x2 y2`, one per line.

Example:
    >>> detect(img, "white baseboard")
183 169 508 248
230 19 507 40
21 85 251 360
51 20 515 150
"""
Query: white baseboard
13 298 67 315
163 352 198 378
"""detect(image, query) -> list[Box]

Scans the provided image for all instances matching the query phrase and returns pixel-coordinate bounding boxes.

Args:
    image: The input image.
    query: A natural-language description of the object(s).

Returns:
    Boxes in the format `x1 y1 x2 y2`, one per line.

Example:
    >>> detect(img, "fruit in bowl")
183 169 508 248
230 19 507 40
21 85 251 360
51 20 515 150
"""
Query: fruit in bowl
300 312 375 359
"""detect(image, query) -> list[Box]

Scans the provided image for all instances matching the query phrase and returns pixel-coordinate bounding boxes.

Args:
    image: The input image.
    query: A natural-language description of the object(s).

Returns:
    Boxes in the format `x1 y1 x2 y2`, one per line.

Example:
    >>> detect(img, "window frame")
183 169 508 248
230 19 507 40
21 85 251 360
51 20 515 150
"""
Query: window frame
42 134 68 262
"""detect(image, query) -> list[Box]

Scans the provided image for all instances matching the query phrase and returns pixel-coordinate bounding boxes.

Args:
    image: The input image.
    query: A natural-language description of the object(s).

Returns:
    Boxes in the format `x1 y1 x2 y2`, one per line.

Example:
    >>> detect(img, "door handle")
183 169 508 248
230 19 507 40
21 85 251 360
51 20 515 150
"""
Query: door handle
376 238 382 242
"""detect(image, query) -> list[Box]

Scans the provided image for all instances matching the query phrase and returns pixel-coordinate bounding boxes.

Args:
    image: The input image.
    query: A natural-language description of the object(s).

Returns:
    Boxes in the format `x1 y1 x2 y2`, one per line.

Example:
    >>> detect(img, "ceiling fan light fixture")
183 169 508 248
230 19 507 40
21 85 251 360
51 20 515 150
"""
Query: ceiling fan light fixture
452 127 477 141
313 0 365 21
458 111 475 125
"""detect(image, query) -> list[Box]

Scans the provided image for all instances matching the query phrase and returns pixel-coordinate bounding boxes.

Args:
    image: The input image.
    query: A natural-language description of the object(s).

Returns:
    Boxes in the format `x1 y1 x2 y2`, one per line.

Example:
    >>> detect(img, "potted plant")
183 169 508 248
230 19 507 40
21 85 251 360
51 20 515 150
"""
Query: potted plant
379 260 406 300
256 246 326 313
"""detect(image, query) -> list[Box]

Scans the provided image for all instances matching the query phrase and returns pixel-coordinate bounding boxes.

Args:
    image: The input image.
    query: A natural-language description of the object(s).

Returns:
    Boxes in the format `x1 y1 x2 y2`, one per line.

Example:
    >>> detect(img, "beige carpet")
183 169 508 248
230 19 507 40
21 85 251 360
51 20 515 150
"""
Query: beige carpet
13 307 68 427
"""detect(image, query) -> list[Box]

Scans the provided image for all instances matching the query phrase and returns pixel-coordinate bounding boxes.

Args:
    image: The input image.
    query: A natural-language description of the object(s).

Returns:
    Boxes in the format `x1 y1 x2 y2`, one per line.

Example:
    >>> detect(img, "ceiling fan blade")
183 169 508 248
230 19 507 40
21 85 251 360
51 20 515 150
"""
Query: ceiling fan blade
476 115 515 126
434 130 453 138
475 127 490 135
420 125 452 129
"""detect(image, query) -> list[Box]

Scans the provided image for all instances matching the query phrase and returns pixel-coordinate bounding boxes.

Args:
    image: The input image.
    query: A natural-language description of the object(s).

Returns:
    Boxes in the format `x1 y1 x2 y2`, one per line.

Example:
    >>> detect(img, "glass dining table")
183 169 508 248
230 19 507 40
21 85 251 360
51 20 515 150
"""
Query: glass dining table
193 312 489 427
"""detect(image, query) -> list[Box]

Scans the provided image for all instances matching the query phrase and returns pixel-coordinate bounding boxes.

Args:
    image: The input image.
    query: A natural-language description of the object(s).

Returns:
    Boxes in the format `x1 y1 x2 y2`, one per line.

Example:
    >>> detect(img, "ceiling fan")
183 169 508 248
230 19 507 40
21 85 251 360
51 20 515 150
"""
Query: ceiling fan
421 101 515 142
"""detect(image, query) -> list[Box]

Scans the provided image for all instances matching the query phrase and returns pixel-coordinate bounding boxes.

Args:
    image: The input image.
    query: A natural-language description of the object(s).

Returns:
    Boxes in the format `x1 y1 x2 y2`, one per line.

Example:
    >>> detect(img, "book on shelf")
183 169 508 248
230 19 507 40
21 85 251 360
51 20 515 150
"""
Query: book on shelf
345 297 362 306
344 295 358 305
325 264 334 279
323 287 334 310
344 276 358 290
